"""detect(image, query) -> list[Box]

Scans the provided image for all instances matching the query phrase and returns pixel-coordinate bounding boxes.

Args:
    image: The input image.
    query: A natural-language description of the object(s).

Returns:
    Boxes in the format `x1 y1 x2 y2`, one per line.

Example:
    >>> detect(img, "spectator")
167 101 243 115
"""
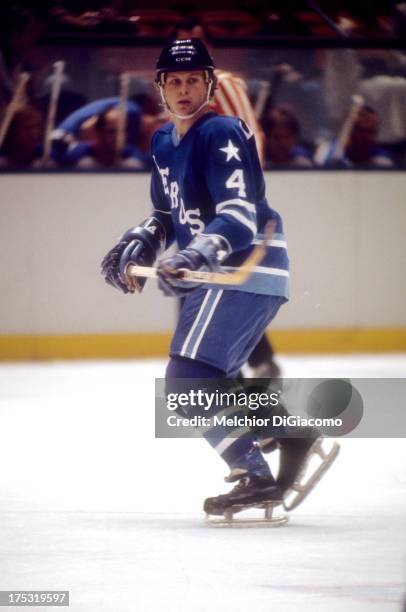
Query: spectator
266 60 331 146
125 90 166 160
49 0 102 31
315 105 394 168
62 107 146 168
49 0 135 33
323 48 406 158
55 96 140 138
52 96 150 168
263 106 313 168
0 104 45 168
38 70 88 126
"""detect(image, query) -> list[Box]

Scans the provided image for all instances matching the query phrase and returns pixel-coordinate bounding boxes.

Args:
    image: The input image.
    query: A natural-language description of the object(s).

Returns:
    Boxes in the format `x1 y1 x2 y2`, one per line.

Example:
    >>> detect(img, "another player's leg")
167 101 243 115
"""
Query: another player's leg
276 436 340 511
247 333 281 378
255 391 339 511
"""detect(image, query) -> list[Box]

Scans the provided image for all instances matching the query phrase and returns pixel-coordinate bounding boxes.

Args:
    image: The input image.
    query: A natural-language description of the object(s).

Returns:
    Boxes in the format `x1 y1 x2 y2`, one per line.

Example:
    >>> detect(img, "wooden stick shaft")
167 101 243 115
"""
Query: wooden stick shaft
333 94 364 161
43 61 65 163
254 81 270 120
116 72 130 157
0 72 30 149
127 252 263 285
127 222 273 286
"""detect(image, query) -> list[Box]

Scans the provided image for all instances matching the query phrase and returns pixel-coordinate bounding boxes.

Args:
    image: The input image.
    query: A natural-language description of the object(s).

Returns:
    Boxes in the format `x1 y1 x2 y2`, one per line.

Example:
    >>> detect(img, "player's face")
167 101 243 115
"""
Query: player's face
163 71 208 117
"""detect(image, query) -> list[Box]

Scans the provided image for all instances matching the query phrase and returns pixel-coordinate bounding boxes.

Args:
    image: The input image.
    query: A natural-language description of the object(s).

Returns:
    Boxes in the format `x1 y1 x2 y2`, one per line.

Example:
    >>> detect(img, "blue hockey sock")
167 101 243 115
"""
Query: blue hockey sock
166 356 271 478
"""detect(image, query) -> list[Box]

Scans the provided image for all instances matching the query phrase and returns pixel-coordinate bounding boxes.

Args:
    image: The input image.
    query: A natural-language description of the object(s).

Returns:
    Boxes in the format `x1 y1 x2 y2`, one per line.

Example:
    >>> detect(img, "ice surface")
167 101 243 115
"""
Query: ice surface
0 355 405 612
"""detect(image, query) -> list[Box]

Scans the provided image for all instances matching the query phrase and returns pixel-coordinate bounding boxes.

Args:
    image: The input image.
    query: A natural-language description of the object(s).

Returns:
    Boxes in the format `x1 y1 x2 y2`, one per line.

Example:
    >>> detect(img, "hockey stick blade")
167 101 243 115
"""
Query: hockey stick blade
127 221 274 287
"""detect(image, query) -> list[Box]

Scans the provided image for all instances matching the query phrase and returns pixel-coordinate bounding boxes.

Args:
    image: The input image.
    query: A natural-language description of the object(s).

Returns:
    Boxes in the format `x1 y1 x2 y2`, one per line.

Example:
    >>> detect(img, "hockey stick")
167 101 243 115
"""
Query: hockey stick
254 80 271 121
332 94 364 162
42 61 65 166
127 221 274 288
0 72 30 149
116 72 131 159
314 94 364 165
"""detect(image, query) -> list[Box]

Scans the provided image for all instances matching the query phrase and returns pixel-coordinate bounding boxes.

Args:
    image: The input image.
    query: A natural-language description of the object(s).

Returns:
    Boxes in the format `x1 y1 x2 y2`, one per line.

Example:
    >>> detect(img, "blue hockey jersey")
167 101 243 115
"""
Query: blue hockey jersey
150 112 289 298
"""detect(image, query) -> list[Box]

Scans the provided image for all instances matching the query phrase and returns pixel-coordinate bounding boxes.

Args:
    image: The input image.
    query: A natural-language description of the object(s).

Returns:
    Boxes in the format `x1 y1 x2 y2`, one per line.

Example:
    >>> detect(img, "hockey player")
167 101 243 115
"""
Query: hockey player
172 18 281 379
101 39 327 520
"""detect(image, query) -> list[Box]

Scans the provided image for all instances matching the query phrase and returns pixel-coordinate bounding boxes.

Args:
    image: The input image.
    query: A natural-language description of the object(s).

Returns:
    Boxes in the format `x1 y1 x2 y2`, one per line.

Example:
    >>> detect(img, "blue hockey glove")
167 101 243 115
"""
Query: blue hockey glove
157 234 230 297
101 218 165 294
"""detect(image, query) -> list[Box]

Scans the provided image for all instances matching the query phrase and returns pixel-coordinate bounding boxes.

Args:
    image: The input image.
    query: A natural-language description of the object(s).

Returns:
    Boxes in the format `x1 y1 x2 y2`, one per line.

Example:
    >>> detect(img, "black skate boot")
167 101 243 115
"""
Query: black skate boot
203 474 283 516
204 474 288 526
272 434 339 511
277 435 320 492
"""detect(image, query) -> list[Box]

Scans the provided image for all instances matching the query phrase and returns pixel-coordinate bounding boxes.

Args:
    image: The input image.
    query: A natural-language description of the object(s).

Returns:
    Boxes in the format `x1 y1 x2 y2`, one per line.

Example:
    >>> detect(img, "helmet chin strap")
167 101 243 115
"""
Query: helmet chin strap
158 78 213 121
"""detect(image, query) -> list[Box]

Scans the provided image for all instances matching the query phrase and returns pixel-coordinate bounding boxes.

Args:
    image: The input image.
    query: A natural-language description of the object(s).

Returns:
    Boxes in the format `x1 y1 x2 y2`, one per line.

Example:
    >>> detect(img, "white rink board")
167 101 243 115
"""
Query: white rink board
0 171 406 335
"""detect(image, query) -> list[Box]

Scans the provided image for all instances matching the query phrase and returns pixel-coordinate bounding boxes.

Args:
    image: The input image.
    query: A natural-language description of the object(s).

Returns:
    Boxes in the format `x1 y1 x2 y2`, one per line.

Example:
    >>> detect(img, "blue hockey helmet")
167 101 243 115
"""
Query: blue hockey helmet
155 38 215 84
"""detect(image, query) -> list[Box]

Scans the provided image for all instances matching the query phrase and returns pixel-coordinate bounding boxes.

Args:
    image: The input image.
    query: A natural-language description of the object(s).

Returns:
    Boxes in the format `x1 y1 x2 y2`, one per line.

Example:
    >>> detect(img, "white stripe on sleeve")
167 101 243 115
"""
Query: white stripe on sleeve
219 209 257 236
216 198 257 215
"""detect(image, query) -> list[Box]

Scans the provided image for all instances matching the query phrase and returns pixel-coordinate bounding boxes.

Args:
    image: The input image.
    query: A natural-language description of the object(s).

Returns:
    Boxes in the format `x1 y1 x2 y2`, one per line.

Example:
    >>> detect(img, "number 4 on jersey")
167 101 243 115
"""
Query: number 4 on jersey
226 169 247 198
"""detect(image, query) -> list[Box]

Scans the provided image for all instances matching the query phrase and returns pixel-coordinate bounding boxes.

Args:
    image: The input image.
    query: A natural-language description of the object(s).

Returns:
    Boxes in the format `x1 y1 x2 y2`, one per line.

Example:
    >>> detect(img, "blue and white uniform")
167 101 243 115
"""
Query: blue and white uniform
151 112 289 298
150 112 289 375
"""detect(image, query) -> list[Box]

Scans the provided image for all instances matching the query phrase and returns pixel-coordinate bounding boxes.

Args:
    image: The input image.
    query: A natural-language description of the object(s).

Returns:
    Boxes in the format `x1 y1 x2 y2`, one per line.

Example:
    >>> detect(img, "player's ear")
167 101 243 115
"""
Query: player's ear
154 72 166 91
210 74 218 98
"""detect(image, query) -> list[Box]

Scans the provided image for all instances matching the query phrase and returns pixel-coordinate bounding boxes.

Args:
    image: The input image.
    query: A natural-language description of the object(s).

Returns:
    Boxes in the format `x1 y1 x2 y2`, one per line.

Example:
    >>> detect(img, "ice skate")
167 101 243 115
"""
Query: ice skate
204 474 288 527
275 436 340 511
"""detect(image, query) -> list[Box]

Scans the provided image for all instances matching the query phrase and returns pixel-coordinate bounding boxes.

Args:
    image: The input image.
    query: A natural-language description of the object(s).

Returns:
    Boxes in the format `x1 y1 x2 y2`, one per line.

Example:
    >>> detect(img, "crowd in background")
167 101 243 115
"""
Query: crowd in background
1 3 406 170
2 0 405 38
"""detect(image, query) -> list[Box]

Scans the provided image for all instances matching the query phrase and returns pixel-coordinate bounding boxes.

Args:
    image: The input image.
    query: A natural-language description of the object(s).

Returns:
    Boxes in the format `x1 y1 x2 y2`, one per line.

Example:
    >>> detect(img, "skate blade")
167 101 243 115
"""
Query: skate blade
283 440 340 511
205 502 288 528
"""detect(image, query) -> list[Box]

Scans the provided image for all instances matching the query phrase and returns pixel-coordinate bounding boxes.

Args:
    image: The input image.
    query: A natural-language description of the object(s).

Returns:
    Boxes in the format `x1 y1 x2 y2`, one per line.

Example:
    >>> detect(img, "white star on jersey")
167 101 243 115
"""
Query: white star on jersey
220 140 241 162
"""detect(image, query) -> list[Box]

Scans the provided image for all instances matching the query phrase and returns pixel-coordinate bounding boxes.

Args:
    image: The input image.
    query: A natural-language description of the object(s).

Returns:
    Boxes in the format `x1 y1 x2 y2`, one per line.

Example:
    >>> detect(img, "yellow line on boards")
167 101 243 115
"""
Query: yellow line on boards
0 328 406 361
268 328 406 354
0 333 172 361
